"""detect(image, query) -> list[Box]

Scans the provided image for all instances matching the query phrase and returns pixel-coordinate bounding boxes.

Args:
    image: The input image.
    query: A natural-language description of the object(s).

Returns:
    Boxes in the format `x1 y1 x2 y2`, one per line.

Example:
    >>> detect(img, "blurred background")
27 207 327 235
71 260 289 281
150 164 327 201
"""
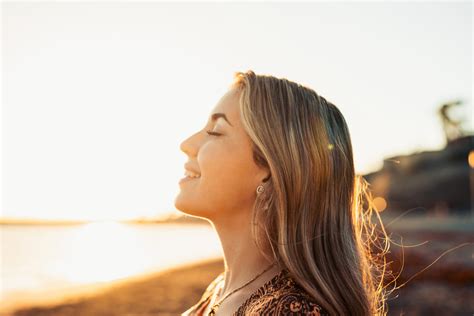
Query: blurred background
1 1 472 315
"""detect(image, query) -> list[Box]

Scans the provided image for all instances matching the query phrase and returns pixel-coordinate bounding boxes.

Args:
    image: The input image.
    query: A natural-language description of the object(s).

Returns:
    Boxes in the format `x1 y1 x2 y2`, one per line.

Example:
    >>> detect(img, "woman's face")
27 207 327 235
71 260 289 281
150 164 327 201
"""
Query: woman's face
174 88 269 221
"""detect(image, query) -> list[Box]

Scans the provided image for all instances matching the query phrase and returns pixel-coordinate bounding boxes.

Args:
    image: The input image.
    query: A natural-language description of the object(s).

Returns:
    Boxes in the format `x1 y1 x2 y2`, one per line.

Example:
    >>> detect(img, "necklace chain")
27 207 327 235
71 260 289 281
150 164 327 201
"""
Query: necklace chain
207 262 276 316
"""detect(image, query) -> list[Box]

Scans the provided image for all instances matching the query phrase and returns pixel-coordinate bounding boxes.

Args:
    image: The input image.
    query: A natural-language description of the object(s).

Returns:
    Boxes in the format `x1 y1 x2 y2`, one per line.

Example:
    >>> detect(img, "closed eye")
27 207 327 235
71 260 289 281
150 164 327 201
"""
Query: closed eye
206 130 221 136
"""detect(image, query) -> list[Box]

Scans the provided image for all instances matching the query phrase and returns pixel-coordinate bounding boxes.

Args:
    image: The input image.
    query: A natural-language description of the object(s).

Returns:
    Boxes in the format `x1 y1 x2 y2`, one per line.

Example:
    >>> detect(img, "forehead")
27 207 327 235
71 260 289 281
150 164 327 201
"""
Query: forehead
210 88 241 124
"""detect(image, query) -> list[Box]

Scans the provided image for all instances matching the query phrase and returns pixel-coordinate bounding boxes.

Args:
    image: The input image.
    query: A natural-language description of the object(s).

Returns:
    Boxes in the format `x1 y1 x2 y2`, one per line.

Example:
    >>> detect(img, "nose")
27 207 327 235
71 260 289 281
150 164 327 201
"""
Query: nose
180 131 200 158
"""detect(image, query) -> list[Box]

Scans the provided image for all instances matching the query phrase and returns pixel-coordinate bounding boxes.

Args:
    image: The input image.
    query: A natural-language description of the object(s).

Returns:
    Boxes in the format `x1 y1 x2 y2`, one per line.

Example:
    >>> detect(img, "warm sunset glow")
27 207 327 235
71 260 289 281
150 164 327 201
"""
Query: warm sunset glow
1 3 471 316
58 222 145 284
2 2 470 222
1 222 222 306
373 196 387 212
51 222 219 285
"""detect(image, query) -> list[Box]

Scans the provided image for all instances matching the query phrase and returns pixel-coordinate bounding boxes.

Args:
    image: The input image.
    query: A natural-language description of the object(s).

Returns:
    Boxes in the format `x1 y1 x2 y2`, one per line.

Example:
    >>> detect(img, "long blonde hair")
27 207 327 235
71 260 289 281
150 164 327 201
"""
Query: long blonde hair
231 70 390 315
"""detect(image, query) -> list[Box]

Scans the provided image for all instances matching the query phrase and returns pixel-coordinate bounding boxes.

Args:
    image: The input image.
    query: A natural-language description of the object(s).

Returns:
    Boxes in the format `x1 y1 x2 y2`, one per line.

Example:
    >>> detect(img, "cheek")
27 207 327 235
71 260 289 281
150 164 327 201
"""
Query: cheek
198 143 257 208
199 144 240 188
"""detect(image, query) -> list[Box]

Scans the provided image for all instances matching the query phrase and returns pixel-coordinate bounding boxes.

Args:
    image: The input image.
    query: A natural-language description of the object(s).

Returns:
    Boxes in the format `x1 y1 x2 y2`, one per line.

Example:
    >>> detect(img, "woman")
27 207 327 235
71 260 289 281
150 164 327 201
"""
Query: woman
175 70 389 315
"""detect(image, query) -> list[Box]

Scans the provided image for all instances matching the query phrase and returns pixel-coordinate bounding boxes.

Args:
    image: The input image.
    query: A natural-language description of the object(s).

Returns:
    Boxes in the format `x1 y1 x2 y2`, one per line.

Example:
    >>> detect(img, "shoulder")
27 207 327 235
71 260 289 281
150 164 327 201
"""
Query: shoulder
201 271 225 299
181 272 225 316
270 291 328 315
241 269 329 316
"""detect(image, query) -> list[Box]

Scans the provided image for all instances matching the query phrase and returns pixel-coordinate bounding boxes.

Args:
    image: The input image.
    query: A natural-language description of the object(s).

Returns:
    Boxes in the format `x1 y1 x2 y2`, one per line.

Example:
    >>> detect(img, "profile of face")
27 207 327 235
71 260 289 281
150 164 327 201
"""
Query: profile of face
174 88 269 222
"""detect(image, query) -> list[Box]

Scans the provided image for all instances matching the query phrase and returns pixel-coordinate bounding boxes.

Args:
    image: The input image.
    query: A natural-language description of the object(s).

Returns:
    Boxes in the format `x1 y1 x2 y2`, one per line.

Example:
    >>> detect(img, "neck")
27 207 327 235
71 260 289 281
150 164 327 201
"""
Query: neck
210 211 280 297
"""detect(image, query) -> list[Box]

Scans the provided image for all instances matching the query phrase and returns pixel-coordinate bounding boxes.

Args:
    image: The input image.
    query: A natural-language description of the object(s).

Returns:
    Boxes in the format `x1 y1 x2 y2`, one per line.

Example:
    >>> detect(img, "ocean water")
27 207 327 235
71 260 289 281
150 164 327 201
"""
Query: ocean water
0 222 222 306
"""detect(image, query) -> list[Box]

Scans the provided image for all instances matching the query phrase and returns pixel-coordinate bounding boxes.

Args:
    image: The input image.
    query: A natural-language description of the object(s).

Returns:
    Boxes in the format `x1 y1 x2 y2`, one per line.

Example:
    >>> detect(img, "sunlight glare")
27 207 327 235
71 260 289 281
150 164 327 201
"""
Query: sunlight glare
55 222 147 284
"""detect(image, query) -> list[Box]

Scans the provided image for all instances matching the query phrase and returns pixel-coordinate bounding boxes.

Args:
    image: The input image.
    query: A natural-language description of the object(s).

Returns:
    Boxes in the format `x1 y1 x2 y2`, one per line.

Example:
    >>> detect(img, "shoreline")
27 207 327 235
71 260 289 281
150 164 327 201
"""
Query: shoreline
2 256 224 316
3 214 472 315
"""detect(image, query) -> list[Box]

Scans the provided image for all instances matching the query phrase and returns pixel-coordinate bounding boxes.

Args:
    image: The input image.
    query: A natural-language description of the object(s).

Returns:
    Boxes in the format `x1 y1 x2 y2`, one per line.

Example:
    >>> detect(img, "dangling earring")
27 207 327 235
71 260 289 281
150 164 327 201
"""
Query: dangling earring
257 184 269 210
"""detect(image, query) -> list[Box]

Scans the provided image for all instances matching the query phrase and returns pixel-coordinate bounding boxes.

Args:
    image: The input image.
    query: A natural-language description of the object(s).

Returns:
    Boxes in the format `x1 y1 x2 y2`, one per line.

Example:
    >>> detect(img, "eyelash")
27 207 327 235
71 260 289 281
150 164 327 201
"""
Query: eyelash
206 130 221 136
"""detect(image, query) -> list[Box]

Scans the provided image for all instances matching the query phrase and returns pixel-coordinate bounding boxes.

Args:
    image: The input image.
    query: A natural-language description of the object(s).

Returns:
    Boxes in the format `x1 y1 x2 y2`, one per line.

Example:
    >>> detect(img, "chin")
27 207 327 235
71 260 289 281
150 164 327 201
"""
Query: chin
174 194 206 218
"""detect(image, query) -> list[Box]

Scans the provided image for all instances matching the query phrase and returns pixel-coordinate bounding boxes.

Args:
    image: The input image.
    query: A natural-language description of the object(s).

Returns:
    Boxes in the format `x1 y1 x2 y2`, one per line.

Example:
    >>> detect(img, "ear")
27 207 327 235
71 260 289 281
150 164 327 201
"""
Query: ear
254 165 270 186
262 173 271 183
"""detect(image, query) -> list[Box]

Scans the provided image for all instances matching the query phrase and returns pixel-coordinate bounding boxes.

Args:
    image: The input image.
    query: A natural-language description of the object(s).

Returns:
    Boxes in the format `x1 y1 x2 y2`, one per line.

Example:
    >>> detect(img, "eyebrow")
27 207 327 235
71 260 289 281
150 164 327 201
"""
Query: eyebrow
211 112 233 127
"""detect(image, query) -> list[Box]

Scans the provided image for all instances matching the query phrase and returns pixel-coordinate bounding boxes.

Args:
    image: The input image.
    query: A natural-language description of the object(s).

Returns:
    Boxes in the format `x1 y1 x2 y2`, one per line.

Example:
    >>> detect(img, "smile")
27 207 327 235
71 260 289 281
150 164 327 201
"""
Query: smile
179 176 200 185
184 170 201 178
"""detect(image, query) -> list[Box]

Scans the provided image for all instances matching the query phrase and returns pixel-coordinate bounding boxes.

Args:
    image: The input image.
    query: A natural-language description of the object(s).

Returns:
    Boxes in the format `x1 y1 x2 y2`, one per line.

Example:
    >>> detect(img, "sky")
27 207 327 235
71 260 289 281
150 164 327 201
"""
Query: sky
2 1 472 221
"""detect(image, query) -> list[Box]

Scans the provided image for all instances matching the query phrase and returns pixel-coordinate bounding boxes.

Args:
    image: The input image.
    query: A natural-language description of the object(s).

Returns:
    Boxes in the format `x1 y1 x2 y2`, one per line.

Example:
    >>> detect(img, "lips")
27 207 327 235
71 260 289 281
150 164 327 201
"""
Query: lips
184 163 201 176
179 163 201 185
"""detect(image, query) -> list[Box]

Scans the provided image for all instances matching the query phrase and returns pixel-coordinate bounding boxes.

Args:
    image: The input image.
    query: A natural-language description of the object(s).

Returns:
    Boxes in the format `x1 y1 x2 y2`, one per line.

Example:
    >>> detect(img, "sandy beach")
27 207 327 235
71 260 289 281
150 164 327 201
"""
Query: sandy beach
4 215 473 315
4 257 225 316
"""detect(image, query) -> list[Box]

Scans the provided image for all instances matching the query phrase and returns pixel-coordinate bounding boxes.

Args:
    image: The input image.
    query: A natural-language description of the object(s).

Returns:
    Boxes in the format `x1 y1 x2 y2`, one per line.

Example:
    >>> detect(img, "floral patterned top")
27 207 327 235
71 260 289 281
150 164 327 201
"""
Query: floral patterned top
181 268 329 315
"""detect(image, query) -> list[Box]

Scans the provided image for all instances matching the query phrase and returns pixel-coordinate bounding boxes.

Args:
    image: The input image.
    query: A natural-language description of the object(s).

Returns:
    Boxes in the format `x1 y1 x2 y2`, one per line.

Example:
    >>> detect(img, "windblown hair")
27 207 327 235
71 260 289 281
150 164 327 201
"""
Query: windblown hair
231 70 391 315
